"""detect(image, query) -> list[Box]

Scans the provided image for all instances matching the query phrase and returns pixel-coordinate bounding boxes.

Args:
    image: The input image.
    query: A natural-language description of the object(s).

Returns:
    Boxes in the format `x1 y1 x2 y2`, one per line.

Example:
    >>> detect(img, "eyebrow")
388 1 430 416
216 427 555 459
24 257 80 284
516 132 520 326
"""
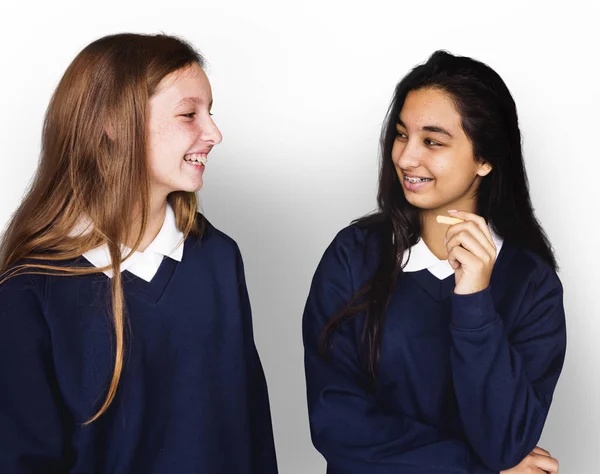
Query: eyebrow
396 118 454 139
175 97 213 108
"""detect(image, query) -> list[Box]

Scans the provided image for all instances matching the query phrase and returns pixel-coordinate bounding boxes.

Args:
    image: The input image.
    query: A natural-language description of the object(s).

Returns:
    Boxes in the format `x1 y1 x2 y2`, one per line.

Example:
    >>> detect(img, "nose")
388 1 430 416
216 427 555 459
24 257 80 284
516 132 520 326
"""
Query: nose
395 139 422 170
201 116 223 145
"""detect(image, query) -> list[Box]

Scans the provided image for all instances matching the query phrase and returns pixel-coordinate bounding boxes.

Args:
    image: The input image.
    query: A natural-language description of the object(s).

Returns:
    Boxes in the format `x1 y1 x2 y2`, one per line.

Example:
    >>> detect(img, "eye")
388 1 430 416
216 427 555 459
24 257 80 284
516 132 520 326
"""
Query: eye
424 138 442 147
395 130 408 140
181 112 196 119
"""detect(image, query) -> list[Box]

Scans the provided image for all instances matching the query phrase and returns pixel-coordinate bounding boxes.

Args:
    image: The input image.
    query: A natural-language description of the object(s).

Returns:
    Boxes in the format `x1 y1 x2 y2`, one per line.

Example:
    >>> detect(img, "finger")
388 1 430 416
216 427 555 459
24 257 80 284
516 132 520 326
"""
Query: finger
447 245 460 270
519 464 547 474
444 219 495 256
447 210 495 247
515 466 546 474
532 446 551 457
446 231 492 265
447 245 478 270
445 221 496 260
531 453 559 473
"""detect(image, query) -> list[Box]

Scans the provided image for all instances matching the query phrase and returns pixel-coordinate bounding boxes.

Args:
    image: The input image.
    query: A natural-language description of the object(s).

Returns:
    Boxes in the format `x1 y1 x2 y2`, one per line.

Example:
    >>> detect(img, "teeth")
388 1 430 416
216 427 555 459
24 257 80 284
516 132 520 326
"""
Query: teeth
405 175 432 184
184 153 208 165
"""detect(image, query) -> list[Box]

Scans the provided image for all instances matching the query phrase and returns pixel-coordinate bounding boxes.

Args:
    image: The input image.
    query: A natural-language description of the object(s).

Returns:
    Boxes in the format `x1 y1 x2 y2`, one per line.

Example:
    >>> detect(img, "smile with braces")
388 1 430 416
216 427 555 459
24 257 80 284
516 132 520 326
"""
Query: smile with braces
405 175 432 184
184 153 208 165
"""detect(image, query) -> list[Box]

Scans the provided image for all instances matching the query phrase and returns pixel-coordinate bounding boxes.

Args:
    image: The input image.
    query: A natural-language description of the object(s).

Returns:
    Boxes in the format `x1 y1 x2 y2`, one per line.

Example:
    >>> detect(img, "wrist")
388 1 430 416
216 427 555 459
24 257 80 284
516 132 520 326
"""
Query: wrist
450 286 498 329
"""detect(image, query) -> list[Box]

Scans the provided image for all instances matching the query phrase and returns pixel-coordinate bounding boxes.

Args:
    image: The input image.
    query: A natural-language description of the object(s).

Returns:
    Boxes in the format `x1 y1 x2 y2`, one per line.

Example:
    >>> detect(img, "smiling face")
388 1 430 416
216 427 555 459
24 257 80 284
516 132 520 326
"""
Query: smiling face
146 63 222 200
392 88 491 214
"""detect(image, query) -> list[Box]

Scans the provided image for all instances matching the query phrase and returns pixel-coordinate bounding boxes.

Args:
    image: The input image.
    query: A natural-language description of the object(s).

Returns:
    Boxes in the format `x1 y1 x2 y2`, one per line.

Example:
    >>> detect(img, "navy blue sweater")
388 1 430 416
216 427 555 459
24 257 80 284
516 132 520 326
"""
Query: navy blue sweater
0 218 278 474
303 225 566 474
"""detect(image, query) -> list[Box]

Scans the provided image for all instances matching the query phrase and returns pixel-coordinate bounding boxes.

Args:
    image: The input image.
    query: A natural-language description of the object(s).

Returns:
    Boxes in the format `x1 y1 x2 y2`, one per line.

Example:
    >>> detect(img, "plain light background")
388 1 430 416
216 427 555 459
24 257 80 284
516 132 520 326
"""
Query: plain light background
1 0 598 472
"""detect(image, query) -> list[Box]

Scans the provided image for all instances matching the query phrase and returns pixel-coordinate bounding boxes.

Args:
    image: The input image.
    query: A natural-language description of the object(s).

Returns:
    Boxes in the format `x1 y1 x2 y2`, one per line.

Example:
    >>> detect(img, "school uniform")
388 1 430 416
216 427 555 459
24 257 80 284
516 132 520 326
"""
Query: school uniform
303 223 566 473
0 205 278 474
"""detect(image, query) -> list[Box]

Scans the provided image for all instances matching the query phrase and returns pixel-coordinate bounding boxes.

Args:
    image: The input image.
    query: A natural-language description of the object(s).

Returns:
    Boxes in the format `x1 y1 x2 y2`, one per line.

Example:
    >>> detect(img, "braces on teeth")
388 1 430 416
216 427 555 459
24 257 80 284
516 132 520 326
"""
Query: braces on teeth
184 154 208 165
405 176 431 183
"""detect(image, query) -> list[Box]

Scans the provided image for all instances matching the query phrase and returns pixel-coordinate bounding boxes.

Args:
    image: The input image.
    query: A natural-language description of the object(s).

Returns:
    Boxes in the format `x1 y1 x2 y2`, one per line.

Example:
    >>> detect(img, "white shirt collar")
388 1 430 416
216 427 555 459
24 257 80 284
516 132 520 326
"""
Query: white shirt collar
80 204 184 282
401 226 504 280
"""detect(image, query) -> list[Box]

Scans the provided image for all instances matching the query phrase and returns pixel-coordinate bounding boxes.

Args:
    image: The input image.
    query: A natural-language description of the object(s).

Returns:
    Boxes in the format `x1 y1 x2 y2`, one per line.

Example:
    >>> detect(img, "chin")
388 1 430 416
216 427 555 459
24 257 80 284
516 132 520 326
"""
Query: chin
403 185 458 209
184 176 204 192
184 184 203 194
168 180 203 195
403 193 440 211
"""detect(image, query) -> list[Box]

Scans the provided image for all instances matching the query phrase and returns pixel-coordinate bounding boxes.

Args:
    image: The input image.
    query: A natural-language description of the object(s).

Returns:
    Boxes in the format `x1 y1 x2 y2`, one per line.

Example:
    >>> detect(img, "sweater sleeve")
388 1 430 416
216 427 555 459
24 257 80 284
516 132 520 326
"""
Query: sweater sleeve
449 266 566 472
234 246 279 474
303 230 496 474
0 273 71 473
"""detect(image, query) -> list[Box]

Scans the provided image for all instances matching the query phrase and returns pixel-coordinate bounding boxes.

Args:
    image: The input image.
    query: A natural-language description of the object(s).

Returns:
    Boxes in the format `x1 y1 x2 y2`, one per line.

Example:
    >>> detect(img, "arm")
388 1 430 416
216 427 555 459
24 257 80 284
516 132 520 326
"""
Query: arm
0 274 71 473
450 271 566 471
235 247 279 474
303 232 496 474
443 210 567 471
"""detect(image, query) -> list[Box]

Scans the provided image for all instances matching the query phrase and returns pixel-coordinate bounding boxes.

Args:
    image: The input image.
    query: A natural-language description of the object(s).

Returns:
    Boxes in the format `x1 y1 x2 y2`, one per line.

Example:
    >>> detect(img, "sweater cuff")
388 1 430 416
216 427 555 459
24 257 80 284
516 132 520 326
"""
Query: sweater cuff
450 286 498 330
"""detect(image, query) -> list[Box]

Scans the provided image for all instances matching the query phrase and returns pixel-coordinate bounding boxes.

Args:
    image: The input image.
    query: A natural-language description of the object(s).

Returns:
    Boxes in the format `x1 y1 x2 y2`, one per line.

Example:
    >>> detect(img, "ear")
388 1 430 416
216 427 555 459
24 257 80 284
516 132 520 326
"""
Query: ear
476 161 493 177
104 123 115 141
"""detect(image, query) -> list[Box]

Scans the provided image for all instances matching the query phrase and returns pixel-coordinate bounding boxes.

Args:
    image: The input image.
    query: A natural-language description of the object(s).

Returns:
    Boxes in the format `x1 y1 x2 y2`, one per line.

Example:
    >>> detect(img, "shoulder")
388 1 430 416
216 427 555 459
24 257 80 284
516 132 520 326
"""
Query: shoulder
314 220 383 286
0 264 47 324
494 244 564 332
187 213 243 260
0 263 47 297
326 223 378 265
500 244 562 294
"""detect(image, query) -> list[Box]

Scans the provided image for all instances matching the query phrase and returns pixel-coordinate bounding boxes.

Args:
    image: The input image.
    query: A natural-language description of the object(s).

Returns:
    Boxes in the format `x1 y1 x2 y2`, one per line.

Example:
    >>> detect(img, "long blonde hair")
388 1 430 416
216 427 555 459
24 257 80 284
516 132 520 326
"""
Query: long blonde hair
0 33 206 423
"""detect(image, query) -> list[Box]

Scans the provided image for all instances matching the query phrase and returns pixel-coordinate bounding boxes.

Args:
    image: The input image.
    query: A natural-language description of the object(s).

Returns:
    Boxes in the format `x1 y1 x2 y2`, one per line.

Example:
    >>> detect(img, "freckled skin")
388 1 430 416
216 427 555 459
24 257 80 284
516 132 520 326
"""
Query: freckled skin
146 63 222 202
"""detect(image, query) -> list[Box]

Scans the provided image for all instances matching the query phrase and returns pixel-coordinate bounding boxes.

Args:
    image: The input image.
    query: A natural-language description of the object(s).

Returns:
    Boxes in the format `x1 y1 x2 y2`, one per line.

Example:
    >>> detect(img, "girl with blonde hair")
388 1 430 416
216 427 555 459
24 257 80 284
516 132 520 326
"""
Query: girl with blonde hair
0 33 277 473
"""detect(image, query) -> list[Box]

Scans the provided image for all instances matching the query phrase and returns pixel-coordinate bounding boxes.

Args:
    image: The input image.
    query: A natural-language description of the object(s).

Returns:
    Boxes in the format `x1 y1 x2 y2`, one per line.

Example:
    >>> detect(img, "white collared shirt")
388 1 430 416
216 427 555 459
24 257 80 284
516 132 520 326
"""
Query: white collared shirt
401 227 504 280
80 204 184 282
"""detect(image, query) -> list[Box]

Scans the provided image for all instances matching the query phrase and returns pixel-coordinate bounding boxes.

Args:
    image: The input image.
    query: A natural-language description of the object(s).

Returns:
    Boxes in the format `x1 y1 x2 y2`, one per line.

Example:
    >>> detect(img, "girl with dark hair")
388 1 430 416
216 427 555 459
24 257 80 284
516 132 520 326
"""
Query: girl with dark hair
303 51 565 474
0 33 277 473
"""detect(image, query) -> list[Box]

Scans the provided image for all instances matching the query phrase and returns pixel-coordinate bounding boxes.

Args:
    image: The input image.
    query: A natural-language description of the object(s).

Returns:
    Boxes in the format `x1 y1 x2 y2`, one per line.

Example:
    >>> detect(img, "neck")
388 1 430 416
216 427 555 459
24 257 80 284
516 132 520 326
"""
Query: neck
420 198 478 260
127 195 168 252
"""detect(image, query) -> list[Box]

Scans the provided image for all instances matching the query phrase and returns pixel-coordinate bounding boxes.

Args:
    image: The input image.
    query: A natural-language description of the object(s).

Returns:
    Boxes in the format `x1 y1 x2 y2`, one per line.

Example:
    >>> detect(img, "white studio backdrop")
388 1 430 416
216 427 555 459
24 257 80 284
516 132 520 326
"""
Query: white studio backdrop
1 1 598 472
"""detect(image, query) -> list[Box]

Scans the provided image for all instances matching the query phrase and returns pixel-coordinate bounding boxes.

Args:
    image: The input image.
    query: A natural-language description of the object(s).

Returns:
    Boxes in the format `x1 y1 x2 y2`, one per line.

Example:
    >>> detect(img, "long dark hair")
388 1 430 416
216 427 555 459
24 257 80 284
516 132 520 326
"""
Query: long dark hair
318 50 556 377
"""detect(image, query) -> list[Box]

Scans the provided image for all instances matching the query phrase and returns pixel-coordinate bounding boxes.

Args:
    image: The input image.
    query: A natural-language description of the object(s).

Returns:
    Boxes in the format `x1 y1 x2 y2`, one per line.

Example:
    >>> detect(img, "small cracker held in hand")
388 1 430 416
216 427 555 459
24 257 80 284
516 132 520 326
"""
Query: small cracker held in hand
436 215 464 225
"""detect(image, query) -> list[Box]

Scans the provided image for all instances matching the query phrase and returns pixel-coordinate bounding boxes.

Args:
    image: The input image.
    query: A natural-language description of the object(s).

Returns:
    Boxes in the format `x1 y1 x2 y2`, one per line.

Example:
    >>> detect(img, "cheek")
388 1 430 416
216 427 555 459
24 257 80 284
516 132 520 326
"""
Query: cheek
147 122 168 155
147 122 193 160
431 154 481 197
427 152 451 178
431 150 472 179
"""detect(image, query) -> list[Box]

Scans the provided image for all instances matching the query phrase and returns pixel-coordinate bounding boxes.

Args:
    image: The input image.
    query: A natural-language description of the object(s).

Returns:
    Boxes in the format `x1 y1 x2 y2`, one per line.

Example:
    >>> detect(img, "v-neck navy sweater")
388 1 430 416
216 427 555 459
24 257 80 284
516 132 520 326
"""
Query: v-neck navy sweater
0 217 278 474
303 224 566 474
